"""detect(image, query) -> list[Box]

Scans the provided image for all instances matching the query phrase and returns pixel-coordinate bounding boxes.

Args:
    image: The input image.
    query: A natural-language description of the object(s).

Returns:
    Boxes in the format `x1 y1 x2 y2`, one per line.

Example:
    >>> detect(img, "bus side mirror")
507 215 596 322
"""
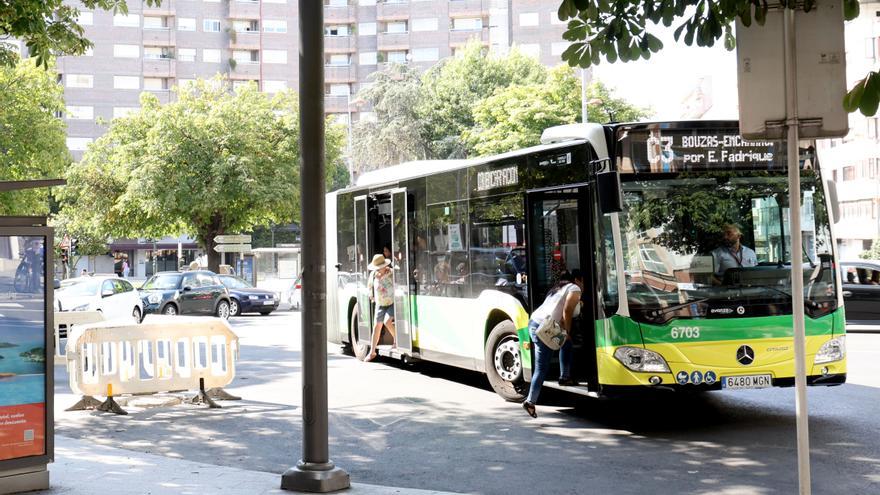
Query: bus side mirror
597 170 624 215
825 179 840 224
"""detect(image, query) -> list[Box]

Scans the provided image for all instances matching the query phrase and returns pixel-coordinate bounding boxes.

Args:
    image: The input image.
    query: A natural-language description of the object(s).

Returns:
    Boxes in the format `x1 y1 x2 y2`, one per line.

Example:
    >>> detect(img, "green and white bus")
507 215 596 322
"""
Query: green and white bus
325 120 846 400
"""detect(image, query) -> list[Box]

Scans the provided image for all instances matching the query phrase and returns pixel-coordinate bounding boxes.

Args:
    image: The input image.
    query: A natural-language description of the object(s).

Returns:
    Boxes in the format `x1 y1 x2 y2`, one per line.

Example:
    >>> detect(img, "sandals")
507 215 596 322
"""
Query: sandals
522 401 537 418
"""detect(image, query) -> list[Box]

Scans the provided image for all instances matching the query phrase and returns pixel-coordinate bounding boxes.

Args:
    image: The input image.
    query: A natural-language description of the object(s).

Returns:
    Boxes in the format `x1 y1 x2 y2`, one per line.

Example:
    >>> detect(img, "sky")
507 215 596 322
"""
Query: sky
589 25 740 120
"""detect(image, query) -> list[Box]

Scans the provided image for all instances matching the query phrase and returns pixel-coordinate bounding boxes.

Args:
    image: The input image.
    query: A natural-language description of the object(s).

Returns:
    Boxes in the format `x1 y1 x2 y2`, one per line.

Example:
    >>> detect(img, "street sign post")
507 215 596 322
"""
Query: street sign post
212 244 252 253
214 235 253 263
213 234 251 244
736 3 848 494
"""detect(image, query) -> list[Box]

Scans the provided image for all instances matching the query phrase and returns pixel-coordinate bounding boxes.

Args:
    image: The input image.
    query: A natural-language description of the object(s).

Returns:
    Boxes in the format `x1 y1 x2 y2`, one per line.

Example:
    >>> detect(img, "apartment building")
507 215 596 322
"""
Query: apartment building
49 0 572 160
818 1 880 260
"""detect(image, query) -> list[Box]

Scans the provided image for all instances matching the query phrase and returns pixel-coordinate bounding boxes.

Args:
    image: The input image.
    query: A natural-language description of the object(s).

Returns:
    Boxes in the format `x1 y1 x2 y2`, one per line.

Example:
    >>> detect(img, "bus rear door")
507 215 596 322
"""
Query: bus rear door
354 195 373 344
391 189 413 353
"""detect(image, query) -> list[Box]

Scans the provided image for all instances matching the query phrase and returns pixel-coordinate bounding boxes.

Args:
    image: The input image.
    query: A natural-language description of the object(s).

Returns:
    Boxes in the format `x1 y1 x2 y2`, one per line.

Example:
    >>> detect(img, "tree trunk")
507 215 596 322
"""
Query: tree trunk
206 236 221 273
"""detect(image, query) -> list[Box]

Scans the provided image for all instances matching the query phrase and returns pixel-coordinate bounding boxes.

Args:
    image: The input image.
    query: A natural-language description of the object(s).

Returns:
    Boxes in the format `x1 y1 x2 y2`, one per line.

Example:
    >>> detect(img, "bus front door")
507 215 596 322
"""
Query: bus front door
391 189 413 354
354 196 373 346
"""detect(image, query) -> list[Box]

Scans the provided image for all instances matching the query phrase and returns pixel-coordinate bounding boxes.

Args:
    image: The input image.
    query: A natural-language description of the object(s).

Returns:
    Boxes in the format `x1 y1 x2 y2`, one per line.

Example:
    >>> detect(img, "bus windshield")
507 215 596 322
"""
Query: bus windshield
618 170 837 324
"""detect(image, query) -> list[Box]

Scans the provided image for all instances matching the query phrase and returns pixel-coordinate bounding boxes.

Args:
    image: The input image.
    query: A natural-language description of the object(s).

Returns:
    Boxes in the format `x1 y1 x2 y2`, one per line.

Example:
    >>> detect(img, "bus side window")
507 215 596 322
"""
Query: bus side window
469 194 527 306
427 201 470 298
598 213 619 316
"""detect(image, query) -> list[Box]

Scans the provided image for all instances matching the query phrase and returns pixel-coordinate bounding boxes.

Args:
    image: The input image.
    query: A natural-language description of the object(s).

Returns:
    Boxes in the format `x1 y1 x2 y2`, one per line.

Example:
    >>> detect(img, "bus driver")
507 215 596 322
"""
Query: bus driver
712 223 757 283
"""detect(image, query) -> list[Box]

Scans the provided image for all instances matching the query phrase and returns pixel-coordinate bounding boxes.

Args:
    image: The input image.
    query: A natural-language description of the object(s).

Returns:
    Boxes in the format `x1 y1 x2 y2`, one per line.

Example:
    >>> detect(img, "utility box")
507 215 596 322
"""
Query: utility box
736 0 849 139
0 217 54 495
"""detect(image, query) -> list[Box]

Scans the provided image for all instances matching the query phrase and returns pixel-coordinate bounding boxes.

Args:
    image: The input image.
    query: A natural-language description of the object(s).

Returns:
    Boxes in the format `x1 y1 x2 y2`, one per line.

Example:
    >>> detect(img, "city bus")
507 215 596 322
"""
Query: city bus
325 120 846 400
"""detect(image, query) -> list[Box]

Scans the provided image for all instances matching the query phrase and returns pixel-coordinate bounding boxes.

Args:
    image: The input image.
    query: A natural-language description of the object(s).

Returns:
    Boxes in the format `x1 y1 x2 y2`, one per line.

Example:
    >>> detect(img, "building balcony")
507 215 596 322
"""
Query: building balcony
325 95 351 113
143 29 176 47
324 6 356 24
229 61 261 79
448 0 489 18
449 27 489 47
143 59 176 78
143 0 176 17
377 32 410 50
229 0 261 20
324 65 357 83
376 2 410 21
230 31 261 50
325 36 356 53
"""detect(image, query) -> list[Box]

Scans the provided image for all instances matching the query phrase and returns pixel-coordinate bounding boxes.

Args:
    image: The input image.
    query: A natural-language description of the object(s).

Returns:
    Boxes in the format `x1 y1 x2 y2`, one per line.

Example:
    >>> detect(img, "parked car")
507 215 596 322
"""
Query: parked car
841 260 880 323
55 275 143 324
217 275 279 316
139 271 232 319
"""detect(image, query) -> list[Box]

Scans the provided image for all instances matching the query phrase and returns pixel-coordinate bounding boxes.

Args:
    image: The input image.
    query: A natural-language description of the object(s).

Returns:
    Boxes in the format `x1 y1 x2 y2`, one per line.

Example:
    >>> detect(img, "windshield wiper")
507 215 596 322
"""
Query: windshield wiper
651 298 709 316
728 283 791 298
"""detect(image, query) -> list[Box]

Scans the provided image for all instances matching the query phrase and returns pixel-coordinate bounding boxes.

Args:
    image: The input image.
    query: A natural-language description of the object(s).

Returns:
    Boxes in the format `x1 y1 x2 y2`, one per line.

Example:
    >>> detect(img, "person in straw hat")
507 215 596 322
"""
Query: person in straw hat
365 253 397 362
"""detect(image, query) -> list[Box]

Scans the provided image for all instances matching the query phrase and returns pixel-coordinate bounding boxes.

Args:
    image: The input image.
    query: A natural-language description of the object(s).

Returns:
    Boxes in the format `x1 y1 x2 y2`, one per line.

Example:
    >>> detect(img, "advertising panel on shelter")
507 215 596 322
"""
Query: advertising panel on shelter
0 235 46 461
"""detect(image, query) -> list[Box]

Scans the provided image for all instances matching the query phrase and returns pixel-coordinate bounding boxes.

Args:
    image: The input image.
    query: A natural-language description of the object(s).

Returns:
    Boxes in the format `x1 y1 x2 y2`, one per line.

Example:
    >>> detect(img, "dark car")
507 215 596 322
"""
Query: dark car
218 275 279 316
841 260 880 323
139 270 232 319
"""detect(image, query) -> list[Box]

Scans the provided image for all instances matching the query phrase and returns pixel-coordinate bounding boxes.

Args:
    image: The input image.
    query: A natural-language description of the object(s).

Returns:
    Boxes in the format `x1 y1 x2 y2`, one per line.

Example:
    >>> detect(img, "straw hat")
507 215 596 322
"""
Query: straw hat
368 254 391 270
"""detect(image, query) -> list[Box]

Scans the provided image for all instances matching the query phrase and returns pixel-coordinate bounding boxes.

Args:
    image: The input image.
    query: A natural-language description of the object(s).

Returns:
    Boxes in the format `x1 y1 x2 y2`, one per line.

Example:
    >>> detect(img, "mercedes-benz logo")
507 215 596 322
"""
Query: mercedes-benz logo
736 345 755 365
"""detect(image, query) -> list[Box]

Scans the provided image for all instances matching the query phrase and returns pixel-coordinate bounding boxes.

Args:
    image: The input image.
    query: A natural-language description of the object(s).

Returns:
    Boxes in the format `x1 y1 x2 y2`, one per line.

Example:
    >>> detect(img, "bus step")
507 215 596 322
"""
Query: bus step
543 381 599 399
376 346 415 361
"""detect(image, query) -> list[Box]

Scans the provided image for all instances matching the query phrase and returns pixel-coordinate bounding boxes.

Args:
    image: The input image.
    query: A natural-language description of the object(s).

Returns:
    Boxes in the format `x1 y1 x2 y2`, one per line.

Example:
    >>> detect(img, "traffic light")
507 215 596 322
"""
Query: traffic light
70 238 78 256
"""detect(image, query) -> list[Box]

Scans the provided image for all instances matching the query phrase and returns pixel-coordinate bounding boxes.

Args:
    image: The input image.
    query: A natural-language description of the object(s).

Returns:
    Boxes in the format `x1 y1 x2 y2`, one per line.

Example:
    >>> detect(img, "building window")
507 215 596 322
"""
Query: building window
386 50 407 64
143 16 168 29
868 118 879 140
519 43 540 58
867 38 877 59
843 166 855 181
550 12 567 25
359 0 376 5
113 44 140 58
113 14 140 27
66 138 93 151
326 0 348 6
66 74 94 88
551 42 568 56
262 80 288 93
81 47 94 57
359 51 377 65
232 50 259 63
77 12 94 26
452 17 482 31
325 25 350 36
203 49 222 63
177 79 196 89
232 80 257 90
113 107 139 118
411 47 439 62
385 21 407 34
178 48 196 62
113 75 140 89
519 12 539 27
263 20 288 33
144 77 168 90
178 18 196 31
233 20 259 32
66 106 94 120
203 19 221 33
412 18 438 32
144 46 173 59
263 49 287 64
359 22 376 36
327 53 351 66
328 83 350 96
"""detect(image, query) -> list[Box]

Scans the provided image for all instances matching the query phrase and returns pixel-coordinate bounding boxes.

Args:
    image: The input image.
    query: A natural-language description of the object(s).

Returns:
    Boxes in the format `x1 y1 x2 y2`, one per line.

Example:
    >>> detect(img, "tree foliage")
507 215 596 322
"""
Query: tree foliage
59 79 345 271
418 43 547 158
0 0 159 67
556 0 878 116
0 56 69 215
859 239 880 260
465 66 650 155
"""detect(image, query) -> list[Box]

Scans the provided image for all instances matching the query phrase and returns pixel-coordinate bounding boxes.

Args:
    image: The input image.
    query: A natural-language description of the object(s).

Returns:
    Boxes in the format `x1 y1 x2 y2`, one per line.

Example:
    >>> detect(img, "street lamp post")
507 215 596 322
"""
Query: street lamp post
580 68 589 124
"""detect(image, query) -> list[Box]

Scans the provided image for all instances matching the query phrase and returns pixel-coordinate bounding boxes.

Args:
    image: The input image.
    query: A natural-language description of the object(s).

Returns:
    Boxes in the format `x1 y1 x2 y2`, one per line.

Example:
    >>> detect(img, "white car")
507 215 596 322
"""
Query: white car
56 275 144 323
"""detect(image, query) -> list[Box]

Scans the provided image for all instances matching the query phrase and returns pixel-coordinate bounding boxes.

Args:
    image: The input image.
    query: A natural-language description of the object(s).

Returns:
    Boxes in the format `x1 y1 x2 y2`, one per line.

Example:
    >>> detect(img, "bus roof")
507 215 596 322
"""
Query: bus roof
351 138 593 190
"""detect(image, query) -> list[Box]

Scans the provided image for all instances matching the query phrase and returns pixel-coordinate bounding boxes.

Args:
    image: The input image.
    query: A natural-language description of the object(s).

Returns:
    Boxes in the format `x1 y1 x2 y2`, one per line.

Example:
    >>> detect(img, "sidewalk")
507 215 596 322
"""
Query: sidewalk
40 435 459 495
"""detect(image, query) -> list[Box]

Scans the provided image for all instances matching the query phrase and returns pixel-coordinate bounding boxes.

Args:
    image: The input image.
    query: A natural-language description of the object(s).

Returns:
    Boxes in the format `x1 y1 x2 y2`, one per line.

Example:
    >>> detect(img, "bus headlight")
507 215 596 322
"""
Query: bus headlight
613 346 671 373
814 337 845 364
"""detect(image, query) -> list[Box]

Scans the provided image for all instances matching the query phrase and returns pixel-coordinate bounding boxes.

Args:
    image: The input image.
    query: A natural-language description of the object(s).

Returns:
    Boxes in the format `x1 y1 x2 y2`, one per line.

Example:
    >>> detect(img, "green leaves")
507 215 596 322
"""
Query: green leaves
843 72 880 117
843 0 860 20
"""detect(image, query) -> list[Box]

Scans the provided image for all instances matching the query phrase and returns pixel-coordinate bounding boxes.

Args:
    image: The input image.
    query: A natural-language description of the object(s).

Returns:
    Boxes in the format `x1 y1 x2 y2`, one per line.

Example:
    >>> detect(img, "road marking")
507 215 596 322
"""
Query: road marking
0 303 23 308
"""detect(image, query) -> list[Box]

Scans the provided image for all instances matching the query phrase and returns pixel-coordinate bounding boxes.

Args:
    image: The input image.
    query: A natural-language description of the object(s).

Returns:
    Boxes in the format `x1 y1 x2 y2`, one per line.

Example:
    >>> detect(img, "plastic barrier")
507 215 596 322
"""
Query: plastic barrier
65 315 240 414
53 311 105 366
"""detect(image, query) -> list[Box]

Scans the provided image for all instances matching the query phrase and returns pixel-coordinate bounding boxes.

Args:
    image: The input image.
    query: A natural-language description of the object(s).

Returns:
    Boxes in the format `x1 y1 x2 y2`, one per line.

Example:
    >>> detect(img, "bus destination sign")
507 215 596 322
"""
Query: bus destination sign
476 165 518 191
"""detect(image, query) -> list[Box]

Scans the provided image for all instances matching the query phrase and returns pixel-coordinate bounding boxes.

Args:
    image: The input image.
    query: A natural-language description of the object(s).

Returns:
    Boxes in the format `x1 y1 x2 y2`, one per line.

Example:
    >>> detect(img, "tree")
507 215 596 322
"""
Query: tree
59 79 344 272
0 0 159 67
351 63 429 172
465 66 650 155
556 0 879 117
418 42 547 158
859 239 880 260
0 56 69 215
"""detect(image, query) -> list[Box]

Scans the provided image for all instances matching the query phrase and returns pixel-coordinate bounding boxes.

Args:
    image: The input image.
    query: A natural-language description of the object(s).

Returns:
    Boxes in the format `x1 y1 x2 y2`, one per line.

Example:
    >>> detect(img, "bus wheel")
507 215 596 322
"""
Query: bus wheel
349 305 370 361
485 320 526 402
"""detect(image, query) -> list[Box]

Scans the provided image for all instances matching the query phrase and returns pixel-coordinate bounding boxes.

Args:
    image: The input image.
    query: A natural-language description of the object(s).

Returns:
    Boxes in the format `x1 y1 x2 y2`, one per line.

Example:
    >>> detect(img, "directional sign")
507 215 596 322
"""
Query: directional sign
213 243 252 253
214 234 252 244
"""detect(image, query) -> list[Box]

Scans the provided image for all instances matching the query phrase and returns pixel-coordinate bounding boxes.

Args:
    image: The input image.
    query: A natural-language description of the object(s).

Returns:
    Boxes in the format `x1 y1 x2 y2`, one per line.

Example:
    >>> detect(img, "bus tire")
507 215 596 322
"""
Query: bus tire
349 305 370 361
485 320 527 402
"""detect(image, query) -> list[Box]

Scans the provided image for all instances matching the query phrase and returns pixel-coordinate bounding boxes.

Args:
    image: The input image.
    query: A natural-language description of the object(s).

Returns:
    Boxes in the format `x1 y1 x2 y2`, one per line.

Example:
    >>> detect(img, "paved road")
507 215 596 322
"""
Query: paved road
54 312 880 495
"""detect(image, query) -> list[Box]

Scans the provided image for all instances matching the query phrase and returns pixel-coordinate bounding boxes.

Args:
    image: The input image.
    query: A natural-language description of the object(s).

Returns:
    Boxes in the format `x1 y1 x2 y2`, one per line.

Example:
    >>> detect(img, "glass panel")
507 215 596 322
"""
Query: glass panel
529 192 581 304
470 194 527 305
426 201 469 297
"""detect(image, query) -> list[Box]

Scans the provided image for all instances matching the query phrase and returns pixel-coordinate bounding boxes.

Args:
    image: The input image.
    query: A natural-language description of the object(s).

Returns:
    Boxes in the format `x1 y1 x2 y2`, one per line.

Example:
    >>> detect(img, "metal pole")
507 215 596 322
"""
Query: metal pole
580 68 588 124
281 0 350 491
783 7 811 495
